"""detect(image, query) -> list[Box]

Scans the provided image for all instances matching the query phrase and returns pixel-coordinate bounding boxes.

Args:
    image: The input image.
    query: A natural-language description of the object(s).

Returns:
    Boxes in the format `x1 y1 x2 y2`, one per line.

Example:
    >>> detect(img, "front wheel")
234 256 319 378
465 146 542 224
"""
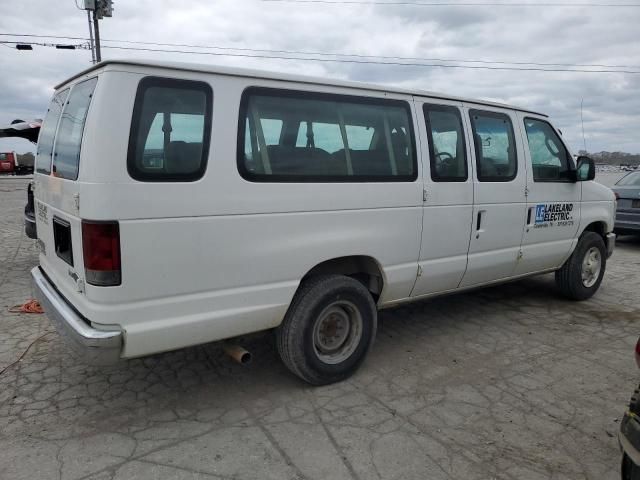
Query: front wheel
555 231 606 301
276 274 377 385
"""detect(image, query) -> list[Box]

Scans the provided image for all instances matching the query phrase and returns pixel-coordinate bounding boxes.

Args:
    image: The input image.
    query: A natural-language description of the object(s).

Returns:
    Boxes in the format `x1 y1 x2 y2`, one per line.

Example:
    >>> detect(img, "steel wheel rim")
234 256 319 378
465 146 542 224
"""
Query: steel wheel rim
312 300 363 365
581 246 602 288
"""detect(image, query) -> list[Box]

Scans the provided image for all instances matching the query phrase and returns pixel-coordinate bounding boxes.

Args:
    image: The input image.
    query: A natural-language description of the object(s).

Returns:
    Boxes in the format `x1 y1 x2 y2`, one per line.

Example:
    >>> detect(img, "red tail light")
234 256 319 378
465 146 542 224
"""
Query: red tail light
82 221 121 286
635 338 640 369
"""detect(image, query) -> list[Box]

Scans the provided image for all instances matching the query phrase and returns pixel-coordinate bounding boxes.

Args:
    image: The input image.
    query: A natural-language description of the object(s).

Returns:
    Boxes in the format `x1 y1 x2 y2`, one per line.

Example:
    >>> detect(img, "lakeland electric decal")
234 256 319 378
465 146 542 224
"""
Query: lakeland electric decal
534 202 574 228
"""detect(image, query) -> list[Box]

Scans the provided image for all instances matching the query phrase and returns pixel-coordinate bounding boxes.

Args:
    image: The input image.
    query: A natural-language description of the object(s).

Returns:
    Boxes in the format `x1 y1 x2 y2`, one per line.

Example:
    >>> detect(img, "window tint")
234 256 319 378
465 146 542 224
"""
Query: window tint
52 79 97 180
524 118 573 182
239 88 416 181
423 105 467 182
36 89 69 175
470 110 517 182
128 77 212 182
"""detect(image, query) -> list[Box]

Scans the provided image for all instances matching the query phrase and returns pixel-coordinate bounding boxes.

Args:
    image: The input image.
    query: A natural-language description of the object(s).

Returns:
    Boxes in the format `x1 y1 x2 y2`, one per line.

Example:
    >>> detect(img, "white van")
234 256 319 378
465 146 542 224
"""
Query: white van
31 60 615 385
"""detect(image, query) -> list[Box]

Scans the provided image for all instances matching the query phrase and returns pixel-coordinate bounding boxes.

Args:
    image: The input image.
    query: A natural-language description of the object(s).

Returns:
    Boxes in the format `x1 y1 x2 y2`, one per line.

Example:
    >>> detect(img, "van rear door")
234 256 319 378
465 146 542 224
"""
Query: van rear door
34 77 98 299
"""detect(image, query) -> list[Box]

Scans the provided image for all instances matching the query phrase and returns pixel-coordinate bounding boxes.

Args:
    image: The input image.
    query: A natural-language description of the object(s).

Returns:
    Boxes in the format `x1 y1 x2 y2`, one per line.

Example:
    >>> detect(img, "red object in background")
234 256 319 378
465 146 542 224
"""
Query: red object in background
0 152 17 174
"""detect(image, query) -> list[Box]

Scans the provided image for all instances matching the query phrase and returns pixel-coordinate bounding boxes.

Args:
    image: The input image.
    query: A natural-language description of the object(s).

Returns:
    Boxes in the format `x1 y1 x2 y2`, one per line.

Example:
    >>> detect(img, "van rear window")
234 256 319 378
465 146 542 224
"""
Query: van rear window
36 89 69 175
238 88 417 182
128 77 212 182
52 78 98 180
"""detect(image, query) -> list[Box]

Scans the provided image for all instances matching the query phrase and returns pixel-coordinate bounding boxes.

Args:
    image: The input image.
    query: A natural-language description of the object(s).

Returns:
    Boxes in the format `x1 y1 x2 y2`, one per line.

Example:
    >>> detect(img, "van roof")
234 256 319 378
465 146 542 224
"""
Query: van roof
57 59 548 117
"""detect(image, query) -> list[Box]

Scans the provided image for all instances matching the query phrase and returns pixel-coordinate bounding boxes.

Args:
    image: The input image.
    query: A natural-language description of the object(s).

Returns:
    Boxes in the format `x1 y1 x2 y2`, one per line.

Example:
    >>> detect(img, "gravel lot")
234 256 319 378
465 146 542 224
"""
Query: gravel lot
0 175 638 480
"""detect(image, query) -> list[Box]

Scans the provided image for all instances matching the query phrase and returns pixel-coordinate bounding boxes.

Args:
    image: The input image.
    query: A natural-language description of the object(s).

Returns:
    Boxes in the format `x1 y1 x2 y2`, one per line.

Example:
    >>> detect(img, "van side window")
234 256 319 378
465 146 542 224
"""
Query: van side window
423 104 467 182
36 89 69 175
524 118 573 182
470 110 517 182
238 88 417 182
52 78 98 180
128 77 212 182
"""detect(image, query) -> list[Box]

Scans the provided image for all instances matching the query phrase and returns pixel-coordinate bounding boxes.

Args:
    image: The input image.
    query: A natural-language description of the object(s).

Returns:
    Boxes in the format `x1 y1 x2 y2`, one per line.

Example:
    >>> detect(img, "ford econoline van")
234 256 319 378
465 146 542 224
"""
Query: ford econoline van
31 60 616 385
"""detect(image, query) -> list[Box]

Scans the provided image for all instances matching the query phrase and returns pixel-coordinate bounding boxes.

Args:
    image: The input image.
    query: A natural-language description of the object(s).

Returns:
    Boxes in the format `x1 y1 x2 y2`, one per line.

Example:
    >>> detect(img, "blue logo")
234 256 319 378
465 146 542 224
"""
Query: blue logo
535 204 546 224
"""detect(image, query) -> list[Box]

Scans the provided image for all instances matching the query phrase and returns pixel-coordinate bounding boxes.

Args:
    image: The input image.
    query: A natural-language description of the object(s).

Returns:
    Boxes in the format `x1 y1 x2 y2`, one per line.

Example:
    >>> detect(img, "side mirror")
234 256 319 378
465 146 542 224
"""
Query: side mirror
575 156 595 182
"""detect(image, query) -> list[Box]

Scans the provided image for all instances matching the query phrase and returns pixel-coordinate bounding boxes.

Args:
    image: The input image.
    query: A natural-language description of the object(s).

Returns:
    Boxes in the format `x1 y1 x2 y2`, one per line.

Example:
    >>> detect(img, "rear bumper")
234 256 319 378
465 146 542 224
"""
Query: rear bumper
615 221 640 233
615 210 640 234
31 266 123 365
606 232 616 258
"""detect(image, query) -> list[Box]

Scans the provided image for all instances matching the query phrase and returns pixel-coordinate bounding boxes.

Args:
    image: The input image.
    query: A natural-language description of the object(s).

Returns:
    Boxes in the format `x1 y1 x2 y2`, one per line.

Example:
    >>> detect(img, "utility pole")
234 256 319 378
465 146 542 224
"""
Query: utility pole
87 10 96 64
83 0 113 64
93 8 102 62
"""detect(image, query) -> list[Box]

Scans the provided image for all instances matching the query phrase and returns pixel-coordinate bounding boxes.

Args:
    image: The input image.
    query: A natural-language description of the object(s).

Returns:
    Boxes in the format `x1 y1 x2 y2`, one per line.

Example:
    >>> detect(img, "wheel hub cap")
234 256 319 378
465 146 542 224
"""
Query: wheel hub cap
581 246 602 288
313 301 363 365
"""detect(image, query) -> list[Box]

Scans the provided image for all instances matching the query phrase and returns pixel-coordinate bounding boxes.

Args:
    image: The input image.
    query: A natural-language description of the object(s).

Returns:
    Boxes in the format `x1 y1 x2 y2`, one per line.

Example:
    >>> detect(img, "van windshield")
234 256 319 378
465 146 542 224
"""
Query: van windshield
52 77 98 180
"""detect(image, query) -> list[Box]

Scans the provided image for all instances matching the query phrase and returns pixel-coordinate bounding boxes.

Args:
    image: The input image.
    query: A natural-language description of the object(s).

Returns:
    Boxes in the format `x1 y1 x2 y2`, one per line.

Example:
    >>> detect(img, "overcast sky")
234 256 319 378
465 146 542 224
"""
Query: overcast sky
0 0 638 154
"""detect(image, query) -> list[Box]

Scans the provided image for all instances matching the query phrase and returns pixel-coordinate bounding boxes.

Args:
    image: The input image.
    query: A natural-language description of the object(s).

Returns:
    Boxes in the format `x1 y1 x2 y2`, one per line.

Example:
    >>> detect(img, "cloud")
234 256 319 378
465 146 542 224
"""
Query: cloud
0 0 638 154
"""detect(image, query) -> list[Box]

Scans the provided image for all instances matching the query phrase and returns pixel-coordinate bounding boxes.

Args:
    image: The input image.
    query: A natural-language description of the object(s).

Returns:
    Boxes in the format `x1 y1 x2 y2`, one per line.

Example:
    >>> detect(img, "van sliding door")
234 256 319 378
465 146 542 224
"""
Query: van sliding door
410 99 474 297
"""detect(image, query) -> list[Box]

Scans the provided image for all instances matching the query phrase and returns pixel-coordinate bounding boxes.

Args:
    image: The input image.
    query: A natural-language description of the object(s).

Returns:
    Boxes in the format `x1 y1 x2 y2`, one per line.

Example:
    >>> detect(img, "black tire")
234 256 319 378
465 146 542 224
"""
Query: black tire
276 274 377 385
555 231 606 301
622 453 640 480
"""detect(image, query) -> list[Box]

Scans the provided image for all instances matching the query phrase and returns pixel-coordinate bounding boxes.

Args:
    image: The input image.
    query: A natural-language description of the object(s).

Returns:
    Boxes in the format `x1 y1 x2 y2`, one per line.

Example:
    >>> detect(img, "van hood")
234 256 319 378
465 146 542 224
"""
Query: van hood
585 180 616 202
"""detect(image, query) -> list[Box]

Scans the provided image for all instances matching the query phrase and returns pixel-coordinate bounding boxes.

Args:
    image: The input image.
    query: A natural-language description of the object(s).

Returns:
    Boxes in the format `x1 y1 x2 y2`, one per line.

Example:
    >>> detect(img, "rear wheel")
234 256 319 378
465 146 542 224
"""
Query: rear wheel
555 231 606 300
276 274 377 385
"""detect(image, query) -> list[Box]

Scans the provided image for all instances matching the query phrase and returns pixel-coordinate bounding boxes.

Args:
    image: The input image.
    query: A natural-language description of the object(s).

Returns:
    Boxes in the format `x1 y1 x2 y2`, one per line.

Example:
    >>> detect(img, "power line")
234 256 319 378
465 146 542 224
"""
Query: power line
1 33 638 70
0 40 88 49
98 39 640 70
98 44 640 74
2 37 637 73
261 0 640 6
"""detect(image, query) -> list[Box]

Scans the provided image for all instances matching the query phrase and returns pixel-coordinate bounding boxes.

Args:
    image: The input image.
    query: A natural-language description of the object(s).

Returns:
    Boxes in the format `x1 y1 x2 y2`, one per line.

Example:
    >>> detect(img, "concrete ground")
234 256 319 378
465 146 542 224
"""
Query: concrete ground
0 175 638 480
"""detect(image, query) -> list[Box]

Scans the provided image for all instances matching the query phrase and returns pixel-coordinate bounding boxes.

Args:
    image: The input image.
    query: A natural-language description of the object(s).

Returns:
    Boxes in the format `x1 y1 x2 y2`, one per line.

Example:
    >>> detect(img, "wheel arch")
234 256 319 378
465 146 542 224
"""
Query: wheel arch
301 255 386 303
581 221 607 242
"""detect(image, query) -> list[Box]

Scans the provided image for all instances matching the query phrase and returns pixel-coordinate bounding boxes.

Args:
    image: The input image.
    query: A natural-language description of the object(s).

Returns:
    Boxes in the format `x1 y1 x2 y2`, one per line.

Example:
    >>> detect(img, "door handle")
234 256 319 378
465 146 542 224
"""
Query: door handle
475 210 485 239
526 206 535 227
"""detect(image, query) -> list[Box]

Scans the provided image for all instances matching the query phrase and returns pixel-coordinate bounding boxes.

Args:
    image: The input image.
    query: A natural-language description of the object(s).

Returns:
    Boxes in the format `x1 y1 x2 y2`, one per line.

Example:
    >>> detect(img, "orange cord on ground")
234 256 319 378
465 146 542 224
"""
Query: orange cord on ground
9 299 44 314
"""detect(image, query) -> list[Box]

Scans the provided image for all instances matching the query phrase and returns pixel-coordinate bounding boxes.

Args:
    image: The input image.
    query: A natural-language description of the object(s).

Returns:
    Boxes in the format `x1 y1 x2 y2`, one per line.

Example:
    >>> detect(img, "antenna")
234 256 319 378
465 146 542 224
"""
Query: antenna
580 98 587 152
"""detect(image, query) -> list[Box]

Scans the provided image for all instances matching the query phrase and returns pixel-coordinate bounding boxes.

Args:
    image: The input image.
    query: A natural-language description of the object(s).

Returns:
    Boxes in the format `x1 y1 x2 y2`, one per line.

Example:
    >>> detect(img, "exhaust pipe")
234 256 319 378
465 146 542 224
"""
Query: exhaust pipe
223 344 252 365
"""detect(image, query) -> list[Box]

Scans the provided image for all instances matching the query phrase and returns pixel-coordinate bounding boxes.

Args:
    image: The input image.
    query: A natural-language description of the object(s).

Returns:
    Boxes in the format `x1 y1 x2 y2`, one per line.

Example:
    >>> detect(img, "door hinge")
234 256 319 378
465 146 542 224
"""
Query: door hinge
423 188 428 202
417 265 423 277
524 187 529 198
517 249 523 261
73 193 80 212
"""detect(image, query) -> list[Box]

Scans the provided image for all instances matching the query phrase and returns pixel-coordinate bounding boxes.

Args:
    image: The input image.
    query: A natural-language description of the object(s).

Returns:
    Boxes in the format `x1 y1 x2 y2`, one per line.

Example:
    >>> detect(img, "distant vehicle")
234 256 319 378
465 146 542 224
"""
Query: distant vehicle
619 337 640 479
30 60 615 384
0 118 42 237
0 150 35 175
612 172 640 236
0 151 18 174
